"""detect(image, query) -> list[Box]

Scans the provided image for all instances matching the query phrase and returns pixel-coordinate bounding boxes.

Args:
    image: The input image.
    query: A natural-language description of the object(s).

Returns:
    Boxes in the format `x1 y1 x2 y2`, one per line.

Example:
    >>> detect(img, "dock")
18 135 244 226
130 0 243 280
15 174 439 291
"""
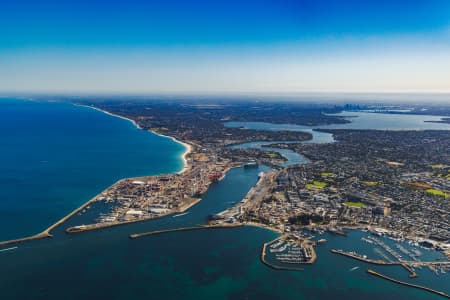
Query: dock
367 269 450 299
331 249 393 265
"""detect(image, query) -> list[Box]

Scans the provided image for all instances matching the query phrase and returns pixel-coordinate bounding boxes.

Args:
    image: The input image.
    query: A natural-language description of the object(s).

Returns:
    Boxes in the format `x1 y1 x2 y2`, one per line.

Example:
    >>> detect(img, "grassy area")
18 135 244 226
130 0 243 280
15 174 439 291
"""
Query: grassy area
306 181 327 190
430 164 448 169
426 189 449 199
345 202 367 208
313 181 327 187
305 184 317 190
362 181 379 187
321 172 334 177
266 152 279 158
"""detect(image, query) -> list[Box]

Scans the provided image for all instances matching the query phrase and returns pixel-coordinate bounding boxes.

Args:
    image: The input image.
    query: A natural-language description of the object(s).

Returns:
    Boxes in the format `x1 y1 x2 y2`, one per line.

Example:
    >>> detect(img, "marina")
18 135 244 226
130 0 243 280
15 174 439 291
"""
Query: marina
260 234 317 270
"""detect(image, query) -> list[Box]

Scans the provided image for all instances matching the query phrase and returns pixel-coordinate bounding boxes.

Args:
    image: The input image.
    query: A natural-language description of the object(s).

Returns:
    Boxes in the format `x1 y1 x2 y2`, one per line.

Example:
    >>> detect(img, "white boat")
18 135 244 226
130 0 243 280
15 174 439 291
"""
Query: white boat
173 212 189 217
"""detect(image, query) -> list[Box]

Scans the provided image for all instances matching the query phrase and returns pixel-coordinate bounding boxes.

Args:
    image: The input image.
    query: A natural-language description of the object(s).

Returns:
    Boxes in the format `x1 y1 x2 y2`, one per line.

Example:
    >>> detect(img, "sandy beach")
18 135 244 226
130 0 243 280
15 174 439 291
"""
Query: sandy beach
75 104 142 129
150 130 192 174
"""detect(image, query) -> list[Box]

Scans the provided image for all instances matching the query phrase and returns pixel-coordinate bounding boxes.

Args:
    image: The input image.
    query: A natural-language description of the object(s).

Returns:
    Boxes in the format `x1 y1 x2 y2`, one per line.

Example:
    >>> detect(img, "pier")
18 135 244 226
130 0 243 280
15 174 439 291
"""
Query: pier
331 249 393 265
367 269 450 299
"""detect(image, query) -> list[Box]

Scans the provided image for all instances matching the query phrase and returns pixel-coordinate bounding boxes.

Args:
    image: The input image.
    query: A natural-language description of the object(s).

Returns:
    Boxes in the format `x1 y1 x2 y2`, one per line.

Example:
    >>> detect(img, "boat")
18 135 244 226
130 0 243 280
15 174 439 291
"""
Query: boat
328 227 348 237
173 212 189 218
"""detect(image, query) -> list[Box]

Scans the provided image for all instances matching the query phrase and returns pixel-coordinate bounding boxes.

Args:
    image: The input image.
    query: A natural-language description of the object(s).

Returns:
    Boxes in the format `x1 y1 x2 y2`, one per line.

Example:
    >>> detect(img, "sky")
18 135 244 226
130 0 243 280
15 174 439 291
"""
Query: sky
1 0 450 95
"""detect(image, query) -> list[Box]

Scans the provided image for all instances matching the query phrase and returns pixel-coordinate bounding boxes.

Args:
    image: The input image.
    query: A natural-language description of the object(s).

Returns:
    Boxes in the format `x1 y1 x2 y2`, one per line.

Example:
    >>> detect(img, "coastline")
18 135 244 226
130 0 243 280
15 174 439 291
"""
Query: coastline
75 103 192 174
150 130 192 174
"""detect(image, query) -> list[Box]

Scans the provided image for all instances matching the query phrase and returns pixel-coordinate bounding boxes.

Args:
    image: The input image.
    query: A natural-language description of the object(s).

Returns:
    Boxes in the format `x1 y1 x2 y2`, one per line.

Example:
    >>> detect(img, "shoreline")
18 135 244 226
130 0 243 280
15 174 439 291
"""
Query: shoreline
75 103 193 174
243 221 283 234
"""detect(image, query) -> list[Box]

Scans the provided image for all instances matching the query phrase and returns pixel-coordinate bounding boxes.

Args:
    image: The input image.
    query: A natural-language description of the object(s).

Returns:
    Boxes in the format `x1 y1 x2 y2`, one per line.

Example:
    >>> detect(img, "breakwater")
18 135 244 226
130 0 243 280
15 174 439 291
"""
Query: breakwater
367 269 450 299
0 232 51 247
129 224 244 239
0 190 103 246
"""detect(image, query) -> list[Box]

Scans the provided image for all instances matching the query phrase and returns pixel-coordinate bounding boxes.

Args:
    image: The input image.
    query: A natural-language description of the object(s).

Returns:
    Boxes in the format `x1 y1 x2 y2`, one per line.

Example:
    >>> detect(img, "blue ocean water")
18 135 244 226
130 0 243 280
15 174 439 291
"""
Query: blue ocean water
0 99 185 240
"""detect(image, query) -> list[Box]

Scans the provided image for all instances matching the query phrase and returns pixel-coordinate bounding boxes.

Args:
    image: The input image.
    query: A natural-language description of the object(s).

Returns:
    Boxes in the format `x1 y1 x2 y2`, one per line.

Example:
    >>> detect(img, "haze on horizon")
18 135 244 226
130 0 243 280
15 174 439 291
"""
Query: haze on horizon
1 0 450 96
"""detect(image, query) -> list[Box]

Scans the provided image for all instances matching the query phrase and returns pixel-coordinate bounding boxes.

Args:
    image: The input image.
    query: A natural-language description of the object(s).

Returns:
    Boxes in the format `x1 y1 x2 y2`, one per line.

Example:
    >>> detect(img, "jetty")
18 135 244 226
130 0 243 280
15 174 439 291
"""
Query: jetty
367 269 450 299
331 249 393 265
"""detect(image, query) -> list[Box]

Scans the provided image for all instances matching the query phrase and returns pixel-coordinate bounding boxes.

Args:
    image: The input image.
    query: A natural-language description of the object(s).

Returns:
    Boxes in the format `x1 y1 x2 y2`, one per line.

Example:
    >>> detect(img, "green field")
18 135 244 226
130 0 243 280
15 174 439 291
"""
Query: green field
321 172 334 177
345 202 367 208
430 164 448 169
266 152 279 158
313 181 327 187
305 181 327 190
426 189 449 199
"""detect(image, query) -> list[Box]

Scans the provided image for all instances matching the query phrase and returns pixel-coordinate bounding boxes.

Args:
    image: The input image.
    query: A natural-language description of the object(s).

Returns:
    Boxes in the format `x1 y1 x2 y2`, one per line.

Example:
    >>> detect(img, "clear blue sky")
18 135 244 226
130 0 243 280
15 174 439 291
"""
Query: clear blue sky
1 0 450 94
